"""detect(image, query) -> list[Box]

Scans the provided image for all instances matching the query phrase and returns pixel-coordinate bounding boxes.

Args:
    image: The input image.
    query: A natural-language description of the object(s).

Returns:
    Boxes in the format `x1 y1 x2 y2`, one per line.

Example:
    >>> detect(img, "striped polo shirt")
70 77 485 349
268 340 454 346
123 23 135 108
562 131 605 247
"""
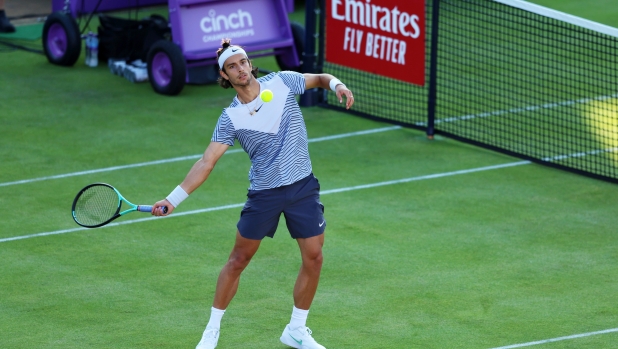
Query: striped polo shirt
211 71 311 190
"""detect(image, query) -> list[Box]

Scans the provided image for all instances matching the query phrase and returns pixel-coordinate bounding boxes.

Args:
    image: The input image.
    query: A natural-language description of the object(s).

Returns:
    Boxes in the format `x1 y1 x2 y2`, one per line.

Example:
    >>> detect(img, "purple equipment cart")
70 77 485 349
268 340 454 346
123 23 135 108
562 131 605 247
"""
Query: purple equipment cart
43 0 302 95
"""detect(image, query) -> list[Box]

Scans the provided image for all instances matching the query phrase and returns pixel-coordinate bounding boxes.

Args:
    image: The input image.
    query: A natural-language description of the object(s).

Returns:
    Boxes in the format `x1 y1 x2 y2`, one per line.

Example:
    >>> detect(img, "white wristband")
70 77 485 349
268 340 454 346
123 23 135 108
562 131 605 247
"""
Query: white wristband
166 185 189 208
329 78 345 92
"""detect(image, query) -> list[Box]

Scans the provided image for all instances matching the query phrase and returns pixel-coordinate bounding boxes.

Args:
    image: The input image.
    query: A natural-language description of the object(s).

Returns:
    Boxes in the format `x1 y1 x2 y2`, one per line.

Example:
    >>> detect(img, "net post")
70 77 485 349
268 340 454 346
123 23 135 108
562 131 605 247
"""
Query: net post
317 0 327 104
426 0 442 140
300 0 319 107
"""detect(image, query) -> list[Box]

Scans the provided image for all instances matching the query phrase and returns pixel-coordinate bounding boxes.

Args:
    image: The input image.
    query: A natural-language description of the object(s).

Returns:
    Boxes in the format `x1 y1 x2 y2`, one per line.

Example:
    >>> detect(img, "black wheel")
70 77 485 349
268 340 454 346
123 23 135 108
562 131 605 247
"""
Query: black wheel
276 21 305 72
42 12 81 66
147 40 186 96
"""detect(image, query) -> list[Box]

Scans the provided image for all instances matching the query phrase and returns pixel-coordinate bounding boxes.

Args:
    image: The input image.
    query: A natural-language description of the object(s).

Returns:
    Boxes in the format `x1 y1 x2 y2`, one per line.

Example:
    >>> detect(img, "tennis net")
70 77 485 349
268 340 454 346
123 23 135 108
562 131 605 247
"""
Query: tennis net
318 0 618 183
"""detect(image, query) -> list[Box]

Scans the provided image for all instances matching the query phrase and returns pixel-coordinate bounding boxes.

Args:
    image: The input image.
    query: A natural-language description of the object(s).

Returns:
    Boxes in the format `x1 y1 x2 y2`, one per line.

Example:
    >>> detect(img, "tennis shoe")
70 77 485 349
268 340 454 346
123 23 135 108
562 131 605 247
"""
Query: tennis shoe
195 327 219 349
280 324 326 349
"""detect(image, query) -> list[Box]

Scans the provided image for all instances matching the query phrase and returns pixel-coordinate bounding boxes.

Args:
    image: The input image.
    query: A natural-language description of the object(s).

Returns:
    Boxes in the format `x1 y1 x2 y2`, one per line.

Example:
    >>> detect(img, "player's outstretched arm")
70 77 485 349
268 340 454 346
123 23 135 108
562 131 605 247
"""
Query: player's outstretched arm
153 141 229 216
304 73 355 109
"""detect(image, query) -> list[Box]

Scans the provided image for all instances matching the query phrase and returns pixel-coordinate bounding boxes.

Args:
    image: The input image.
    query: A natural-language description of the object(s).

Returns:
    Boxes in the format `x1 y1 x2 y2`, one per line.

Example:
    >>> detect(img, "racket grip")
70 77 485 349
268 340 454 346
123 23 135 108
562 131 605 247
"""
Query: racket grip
138 205 168 214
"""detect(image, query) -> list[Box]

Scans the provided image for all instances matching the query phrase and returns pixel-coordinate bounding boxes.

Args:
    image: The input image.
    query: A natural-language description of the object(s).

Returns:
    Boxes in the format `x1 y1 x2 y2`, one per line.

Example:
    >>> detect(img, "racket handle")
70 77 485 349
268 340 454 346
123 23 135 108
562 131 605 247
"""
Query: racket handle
138 205 168 214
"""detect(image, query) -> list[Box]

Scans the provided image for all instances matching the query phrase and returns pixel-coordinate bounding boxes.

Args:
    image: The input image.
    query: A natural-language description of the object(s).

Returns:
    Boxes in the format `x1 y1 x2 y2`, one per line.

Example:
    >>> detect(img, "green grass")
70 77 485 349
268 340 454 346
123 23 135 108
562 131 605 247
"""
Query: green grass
0 22 43 40
2 1 618 348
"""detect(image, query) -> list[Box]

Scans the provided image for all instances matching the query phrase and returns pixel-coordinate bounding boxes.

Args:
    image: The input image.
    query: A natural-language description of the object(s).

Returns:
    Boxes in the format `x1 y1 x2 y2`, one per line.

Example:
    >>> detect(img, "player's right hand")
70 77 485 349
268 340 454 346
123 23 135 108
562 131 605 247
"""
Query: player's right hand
152 199 174 216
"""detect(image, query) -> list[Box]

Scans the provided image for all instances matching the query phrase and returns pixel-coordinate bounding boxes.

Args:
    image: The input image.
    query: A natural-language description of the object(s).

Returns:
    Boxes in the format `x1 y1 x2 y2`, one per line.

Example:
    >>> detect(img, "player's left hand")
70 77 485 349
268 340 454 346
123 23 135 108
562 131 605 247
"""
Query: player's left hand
336 85 355 110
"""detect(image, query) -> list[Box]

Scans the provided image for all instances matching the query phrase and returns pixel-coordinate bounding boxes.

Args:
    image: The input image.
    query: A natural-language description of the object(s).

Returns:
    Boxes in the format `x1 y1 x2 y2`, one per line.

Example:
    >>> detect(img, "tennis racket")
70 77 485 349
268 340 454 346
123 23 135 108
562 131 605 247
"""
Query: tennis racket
71 183 167 228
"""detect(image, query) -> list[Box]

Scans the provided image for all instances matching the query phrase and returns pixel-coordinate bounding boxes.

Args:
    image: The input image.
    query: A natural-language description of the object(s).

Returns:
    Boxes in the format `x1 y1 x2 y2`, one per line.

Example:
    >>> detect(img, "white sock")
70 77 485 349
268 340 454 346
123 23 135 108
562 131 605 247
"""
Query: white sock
206 307 226 330
289 306 309 329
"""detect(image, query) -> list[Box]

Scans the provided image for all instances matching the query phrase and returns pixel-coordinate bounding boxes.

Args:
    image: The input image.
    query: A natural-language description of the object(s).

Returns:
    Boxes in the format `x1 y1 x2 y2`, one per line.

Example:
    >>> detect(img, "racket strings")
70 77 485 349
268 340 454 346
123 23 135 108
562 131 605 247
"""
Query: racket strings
73 185 120 226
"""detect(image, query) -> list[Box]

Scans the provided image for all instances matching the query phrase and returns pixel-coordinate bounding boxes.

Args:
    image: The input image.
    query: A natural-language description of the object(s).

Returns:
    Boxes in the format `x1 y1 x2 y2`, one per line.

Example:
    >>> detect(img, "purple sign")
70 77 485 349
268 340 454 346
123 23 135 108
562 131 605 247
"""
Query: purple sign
53 0 167 16
178 0 287 54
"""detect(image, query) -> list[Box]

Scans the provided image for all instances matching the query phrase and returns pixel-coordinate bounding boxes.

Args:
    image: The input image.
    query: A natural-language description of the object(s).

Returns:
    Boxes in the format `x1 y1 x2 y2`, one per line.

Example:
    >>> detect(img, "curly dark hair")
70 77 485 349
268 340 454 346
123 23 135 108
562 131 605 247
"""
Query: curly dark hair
216 38 259 89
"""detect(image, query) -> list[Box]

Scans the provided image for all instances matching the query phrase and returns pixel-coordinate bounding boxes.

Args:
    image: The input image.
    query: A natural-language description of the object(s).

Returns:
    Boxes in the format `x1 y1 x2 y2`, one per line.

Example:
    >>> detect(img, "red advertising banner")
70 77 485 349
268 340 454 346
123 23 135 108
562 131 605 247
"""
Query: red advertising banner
326 0 425 86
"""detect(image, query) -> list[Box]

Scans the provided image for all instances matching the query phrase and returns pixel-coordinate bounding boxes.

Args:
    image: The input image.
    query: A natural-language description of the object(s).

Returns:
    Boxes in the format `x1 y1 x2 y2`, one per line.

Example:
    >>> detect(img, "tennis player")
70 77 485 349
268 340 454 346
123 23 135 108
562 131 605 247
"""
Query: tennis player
152 38 354 349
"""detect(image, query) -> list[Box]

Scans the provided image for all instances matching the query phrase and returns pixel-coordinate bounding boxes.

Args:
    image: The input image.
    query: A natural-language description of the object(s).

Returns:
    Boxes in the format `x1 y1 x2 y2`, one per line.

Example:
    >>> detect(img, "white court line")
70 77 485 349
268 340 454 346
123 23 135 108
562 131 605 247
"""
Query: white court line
3 161 617 349
4 90 614 189
542 146 618 162
4 92 616 189
0 160 528 243
0 203 246 243
0 126 402 188
415 93 618 127
489 327 618 349
321 161 529 194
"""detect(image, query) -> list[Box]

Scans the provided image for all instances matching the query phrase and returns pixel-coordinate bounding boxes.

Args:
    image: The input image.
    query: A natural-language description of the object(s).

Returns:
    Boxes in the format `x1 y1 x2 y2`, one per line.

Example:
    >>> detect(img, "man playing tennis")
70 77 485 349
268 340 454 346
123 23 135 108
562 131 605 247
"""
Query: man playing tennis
152 38 354 349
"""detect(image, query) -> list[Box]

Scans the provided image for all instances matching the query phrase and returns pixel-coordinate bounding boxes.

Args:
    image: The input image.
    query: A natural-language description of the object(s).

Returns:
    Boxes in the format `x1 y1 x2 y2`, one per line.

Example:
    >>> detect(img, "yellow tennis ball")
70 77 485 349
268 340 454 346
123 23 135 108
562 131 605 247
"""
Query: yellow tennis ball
260 89 273 102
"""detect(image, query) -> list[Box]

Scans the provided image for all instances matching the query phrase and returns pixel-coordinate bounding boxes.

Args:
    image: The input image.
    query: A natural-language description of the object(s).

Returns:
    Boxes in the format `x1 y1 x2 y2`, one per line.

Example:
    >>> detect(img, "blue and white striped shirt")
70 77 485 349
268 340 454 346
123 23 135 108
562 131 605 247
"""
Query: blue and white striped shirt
211 71 311 190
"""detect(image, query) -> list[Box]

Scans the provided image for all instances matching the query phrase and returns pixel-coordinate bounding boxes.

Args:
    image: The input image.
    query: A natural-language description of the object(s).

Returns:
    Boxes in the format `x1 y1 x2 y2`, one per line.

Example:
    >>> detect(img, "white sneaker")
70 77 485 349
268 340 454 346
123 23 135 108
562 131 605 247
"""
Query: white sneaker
280 324 326 349
195 327 219 349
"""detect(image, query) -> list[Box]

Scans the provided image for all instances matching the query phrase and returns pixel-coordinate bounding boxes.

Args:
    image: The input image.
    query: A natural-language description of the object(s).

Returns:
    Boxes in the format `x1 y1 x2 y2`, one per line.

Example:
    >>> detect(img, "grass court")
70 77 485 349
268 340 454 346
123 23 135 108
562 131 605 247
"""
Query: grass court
1 1 618 348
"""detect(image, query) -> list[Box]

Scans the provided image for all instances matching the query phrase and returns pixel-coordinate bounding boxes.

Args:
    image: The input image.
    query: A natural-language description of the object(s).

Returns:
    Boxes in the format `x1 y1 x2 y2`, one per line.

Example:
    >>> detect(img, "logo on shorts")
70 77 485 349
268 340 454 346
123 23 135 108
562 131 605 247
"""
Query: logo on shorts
319 220 325 227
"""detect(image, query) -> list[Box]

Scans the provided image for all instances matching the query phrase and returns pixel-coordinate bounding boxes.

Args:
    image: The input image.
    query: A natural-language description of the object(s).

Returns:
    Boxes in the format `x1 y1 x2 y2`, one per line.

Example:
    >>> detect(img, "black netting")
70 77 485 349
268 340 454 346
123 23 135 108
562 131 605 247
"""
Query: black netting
319 0 618 183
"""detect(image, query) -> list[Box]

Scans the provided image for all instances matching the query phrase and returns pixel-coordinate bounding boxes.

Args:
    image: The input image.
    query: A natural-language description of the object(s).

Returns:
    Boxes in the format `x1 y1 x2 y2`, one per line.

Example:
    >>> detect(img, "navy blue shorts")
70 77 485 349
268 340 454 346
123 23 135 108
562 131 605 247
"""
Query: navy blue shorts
237 173 326 240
